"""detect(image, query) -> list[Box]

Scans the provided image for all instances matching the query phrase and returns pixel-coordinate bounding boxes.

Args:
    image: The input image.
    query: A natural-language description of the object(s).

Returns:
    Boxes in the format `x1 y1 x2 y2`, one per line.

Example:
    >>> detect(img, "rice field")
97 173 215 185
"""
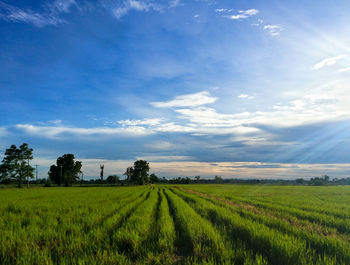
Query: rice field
0 185 349 264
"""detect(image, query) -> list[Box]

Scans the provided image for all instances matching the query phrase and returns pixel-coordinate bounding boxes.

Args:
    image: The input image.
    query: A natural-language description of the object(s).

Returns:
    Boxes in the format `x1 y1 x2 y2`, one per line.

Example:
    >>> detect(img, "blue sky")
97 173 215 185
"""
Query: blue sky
1 0 350 179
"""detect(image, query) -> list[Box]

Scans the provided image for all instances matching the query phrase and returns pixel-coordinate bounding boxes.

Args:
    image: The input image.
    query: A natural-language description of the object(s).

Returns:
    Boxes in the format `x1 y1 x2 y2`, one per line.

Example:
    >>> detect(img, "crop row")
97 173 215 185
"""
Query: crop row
0 185 349 265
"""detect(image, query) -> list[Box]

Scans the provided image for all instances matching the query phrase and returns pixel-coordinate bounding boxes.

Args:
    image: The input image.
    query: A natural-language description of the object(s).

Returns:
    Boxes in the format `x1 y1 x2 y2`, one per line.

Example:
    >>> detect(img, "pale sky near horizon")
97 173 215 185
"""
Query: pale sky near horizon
1 0 350 179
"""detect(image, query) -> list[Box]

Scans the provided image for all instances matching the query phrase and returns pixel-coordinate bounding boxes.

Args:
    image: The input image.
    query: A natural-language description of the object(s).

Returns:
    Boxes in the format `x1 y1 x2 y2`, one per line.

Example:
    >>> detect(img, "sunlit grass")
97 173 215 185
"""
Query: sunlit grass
0 185 349 264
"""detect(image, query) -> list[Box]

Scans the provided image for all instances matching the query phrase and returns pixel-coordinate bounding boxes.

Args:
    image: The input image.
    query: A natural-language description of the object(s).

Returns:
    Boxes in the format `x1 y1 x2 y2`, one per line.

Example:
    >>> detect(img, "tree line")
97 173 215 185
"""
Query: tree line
0 143 158 187
2 143 350 187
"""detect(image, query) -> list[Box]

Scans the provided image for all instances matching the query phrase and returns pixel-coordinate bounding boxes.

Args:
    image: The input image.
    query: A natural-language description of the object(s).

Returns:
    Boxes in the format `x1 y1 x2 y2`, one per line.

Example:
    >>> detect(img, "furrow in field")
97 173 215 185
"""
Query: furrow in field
157 189 177 259
164 187 267 265
186 186 350 220
166 188 269 265
175 187 350 264
163 188 194 260
169 187 344 265
180 187 346 238
60 190 152 264
181 187 350 236
139 188 162 253
90 189 147 229
110 188 159 261
249 196 350 220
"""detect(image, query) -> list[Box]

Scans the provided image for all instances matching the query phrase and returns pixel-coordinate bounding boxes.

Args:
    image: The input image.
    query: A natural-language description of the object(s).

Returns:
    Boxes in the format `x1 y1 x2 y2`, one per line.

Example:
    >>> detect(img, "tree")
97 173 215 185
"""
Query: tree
107 175 120 184
124 160 150 185
48 154 82 186
150 173 159 184
124 167 134 183
133 160 150 185
323 175 330 182
195 176 200 182
0 143 34 187
214 175 223 183
296 178 305 184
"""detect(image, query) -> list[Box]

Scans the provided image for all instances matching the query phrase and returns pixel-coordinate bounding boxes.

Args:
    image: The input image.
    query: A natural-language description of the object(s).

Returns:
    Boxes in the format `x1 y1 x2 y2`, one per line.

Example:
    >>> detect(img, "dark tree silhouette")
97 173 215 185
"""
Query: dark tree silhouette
133 160 150 185
214 175 223 183
150 173 159 184
124 160 150 185
0 143 34 187
48 154 82 186
107 175 120 184
124 167 134 183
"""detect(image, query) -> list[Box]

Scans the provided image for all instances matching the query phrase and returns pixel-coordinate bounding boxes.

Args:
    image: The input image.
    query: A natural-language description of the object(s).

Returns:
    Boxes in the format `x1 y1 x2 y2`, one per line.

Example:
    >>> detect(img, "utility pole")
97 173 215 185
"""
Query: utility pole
100 164 104 182
35 165 39 182
80 171 83 187
27 158 30 188
60 165 63 186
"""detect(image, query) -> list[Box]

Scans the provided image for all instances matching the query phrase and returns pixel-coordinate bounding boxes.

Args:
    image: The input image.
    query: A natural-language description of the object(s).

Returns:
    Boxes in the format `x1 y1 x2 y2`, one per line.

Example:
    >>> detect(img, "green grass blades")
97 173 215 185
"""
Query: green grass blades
0 185 349 264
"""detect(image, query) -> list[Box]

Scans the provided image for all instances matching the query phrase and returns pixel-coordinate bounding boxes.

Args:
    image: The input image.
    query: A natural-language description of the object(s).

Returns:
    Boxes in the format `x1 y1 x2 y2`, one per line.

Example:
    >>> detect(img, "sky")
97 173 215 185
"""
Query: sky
1 0 350 179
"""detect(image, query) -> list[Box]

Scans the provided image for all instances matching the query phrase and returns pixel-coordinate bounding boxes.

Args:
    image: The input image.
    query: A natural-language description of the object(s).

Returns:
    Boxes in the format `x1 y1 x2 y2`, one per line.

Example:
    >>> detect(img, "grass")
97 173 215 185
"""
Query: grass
0 184 349 264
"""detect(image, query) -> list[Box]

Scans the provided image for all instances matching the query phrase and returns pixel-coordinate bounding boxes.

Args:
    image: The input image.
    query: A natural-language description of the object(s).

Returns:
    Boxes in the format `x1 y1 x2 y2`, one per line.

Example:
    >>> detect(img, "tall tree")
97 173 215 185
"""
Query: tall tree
133 160 150 185
48 154 82 186
124 160 150 185
0 143 34 187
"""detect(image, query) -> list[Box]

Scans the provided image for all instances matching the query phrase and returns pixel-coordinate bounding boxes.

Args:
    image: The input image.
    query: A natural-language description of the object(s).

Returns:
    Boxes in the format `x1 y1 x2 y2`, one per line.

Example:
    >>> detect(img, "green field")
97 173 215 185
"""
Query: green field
0 185 349 264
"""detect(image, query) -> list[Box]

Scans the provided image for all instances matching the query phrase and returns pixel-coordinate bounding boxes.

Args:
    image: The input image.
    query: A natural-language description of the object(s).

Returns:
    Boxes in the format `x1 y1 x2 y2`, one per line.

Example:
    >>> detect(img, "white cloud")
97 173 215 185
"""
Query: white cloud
226 9 259 20
215 8 233 12
15 124 150 138
338 67 350 73
311 55 346 70
144 141 175 150
169 0 182 8
110 0 163 19
13 79 350 139
0 0 78 27
113 7 129 19
118 118 164 126
154 122 195 133
263 24 284 36
136 155 193 162
238 94 254 99
128 0 151 11
0 2 64 27
193 14 200 18
151 91 217 108
49 0 76 13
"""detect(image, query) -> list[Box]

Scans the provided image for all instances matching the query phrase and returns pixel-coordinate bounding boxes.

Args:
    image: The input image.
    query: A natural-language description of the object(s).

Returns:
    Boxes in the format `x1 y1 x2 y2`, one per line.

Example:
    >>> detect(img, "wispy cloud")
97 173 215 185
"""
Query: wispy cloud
109 0 163 19
169 0 182 8
226 9 259 20
118 118 164 126
0 2 63 27
311 55 346 70
215 8 233 13
251 18 263 26
15 124 150 138
263 24 283 36
338 67 350 73
49 0 76 13
151 91 217 108
238 94 254 99
0 0 76 27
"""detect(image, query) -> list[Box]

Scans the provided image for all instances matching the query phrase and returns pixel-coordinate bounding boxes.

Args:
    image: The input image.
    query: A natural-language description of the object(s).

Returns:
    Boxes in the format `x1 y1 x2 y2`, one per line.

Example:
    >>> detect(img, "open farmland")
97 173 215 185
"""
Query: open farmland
0 185 349 265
